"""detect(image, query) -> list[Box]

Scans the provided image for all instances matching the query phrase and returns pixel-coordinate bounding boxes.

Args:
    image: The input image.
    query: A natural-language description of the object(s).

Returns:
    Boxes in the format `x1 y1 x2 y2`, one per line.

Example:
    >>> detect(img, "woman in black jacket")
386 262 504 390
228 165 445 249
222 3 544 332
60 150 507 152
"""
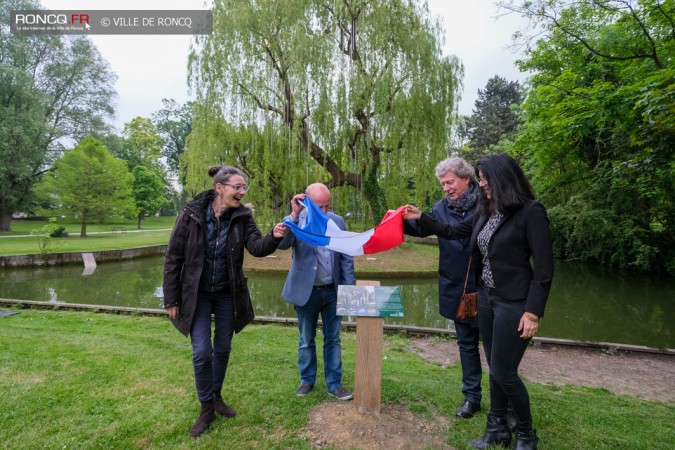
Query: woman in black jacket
163 165 287 438
404 154 553 450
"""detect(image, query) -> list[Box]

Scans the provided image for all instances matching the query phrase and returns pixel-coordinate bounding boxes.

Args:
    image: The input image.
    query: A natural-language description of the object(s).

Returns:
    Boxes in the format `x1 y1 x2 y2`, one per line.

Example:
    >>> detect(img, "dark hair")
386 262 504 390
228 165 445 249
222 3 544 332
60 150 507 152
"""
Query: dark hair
475 154 535 215
208 165 246 187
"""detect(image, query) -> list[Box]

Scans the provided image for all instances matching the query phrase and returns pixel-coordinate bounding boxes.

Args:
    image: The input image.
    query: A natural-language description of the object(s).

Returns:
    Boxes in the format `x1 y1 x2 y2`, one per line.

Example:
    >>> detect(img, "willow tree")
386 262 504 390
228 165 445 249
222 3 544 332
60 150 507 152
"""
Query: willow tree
187 0 461 223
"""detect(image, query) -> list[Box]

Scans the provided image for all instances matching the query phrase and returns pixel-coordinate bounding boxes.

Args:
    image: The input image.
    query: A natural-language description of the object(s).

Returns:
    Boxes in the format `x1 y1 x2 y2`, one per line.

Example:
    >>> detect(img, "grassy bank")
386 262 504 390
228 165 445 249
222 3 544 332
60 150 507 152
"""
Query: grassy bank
0 309 672 449
0 217 176 256
0 216 441 275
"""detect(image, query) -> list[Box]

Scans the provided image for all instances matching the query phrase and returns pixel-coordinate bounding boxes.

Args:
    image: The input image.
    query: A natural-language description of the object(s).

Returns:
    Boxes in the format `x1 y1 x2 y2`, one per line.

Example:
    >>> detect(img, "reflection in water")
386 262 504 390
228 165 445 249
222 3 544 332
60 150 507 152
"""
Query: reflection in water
0 256 673 348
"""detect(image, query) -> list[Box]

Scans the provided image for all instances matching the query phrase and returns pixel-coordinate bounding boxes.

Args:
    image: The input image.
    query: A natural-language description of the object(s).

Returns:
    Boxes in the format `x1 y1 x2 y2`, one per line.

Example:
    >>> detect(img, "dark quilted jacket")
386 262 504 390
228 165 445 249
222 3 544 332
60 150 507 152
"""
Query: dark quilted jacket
199 206 232 293
163 190 280 336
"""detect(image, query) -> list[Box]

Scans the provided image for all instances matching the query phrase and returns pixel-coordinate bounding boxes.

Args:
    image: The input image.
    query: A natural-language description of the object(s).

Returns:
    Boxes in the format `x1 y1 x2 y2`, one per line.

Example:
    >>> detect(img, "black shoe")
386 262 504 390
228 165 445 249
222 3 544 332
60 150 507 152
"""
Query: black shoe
456 400 481 419
295 383 314 396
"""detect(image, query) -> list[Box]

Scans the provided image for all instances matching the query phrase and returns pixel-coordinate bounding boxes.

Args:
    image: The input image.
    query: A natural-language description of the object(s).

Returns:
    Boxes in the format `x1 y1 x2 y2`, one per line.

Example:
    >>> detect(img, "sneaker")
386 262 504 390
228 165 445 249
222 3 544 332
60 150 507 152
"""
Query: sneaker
295 383 314 396
328 387 353 401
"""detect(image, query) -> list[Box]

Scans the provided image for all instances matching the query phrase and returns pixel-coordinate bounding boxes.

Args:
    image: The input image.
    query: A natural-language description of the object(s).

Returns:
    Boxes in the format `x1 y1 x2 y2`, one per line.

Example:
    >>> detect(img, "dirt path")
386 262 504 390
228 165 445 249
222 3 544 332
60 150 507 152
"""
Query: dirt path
407 337 675 404
301 338 674 449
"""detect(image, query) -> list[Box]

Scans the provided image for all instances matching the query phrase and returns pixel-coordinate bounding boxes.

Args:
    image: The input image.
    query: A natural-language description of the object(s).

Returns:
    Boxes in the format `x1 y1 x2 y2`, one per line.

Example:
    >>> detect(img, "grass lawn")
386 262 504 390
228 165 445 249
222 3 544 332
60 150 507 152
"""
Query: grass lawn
0 217 176 256
1 309 672 449
0 217 441 275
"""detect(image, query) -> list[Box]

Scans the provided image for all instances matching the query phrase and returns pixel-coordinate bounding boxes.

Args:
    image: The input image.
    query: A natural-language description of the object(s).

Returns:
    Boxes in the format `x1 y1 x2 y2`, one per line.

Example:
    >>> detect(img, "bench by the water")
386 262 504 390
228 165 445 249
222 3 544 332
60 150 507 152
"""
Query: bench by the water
111 226 127 233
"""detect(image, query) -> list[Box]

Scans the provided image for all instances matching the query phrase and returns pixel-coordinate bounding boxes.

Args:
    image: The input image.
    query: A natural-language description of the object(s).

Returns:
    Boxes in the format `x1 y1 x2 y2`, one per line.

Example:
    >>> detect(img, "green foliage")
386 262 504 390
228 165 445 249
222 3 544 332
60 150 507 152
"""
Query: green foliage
505 0 675 273
120 117 164 173
458 75 523 162
30 218 63 259
188 0 462 224
35 137 136 237
49 226 68 238
0 0 117 232
131 166 166 229
152 98 194 182
548 196 659 271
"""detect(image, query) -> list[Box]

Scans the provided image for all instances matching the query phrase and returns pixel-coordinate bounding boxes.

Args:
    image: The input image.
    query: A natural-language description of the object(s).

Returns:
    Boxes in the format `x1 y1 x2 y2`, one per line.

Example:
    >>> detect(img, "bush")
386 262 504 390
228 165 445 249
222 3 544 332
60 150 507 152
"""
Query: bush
49 227 68 238
548 196 660 272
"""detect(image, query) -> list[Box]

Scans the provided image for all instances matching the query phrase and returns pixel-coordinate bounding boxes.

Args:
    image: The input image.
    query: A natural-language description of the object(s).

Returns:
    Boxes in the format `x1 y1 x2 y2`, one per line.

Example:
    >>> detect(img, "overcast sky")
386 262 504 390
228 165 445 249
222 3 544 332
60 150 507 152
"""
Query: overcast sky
39 0 529 131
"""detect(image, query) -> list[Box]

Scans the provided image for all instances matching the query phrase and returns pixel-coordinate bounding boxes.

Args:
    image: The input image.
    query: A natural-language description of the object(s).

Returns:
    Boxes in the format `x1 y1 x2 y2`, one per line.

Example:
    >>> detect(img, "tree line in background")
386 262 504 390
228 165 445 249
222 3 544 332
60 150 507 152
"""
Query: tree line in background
0 0 192 236
29 101 193 237
1 0 672 274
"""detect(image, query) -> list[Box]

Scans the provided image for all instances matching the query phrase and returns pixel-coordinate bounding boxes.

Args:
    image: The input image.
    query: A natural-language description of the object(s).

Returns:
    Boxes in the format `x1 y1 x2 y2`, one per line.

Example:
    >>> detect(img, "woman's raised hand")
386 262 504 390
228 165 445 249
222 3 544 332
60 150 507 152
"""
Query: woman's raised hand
273 223 288 239
403 205 422 220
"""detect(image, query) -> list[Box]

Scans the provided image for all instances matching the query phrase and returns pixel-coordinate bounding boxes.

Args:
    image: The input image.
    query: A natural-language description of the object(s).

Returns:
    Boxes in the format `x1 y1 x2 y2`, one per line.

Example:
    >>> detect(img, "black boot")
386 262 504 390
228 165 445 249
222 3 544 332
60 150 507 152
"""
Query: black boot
513 429 538 450
189 399 215 438
214 393 237 418
468 413 512 449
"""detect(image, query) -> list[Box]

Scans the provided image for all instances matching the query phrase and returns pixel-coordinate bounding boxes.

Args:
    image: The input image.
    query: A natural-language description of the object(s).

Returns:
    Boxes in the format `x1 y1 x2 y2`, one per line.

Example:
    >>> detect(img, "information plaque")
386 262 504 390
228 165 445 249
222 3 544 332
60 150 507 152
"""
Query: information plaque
337 285 404 318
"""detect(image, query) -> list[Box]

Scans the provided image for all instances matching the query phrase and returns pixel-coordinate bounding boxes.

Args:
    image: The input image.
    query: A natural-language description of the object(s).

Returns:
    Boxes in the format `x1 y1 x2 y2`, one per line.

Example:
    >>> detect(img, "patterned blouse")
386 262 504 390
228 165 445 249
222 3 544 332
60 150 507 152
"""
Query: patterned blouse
476 212 503 288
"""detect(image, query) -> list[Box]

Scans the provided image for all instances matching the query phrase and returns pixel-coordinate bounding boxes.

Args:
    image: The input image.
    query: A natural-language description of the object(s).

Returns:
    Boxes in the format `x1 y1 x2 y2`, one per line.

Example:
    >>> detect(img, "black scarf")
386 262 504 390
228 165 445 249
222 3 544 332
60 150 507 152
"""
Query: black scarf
446 181 479 212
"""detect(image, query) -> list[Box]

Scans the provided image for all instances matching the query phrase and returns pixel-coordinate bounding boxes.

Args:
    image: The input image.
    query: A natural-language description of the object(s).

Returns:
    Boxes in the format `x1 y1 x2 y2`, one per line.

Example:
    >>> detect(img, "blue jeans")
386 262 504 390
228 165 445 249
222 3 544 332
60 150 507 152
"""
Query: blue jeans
454 319 482 404
477 285 532 432
190 292 234 402
294 285 343 392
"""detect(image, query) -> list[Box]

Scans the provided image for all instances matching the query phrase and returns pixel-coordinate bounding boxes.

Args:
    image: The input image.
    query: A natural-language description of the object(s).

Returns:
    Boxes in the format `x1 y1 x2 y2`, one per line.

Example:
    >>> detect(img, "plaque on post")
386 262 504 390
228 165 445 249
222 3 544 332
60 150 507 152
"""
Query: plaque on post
337 282 404 415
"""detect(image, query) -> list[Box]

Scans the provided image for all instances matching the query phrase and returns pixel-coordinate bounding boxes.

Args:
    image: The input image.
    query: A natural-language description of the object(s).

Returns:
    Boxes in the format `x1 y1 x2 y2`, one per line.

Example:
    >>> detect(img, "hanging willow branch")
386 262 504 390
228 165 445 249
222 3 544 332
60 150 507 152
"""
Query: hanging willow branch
187 0 461 223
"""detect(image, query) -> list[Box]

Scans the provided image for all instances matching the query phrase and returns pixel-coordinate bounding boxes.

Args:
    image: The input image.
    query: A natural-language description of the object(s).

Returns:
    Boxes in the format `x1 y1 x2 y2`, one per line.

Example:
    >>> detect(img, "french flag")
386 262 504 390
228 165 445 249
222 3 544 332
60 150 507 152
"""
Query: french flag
283 197 406 256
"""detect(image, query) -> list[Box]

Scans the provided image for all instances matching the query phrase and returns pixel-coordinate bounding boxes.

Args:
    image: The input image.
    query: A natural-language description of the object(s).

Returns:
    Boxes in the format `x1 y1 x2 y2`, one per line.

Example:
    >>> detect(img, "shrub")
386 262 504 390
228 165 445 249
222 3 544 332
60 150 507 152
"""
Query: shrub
548 196 660 272
49 227 68 238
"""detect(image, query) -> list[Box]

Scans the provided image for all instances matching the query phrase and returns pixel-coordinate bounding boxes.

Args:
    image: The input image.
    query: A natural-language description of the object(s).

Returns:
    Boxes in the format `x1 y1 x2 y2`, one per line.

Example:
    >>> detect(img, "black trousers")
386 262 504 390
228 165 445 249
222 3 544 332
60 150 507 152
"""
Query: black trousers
477 285 533 433
454 319 482 404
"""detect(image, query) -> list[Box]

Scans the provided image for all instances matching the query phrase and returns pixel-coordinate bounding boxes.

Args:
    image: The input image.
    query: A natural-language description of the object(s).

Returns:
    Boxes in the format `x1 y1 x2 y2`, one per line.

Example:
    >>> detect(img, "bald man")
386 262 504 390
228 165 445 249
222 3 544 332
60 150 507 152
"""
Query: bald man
278 183 356 400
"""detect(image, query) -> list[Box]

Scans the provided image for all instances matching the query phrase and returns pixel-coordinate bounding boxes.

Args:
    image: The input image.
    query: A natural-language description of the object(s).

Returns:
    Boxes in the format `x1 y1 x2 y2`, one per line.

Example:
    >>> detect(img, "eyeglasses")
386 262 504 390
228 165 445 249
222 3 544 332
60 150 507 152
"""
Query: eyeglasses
221 183 249 192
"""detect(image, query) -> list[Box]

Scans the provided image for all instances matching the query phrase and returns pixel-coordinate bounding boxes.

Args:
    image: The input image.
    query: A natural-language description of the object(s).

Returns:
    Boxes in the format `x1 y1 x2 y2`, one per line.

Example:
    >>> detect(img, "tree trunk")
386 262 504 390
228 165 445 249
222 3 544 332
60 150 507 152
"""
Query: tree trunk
80 221 87 238
362 164 387 225
0 210 12 232
137 214 142 229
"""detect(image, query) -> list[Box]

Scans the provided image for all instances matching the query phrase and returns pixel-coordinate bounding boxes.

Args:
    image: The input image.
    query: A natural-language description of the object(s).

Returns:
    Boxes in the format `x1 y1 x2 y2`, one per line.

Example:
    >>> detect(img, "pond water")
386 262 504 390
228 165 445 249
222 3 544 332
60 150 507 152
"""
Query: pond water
1 255 673 348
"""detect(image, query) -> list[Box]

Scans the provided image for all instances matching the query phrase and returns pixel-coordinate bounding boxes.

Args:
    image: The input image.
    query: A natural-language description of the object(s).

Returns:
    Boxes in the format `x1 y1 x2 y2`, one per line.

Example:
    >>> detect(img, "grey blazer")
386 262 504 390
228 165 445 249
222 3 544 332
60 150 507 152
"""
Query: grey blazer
278 210 356 306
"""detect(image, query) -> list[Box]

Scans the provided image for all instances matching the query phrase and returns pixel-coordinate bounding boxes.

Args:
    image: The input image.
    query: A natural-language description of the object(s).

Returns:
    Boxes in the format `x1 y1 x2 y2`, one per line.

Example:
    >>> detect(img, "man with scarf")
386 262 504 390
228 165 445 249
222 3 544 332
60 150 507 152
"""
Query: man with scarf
403 157 484 419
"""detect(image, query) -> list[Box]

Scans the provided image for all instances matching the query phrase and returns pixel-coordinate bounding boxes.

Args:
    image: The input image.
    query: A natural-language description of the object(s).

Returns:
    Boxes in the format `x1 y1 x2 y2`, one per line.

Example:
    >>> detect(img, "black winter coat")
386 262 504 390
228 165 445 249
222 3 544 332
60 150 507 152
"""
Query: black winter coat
163 190 280 336
418 200 554 317
403 197 476 321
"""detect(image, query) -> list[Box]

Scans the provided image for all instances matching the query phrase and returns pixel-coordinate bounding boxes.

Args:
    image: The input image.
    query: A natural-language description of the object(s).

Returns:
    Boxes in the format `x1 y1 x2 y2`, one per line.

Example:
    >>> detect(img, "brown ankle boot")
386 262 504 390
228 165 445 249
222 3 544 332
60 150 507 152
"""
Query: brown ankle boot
189 400 215 438
214 394 237 418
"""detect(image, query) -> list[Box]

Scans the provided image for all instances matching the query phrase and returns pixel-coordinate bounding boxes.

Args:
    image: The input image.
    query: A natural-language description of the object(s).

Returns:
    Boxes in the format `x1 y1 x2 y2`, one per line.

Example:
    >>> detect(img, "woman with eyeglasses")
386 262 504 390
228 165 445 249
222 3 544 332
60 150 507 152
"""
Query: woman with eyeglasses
163 164 287 438
404 154 553 450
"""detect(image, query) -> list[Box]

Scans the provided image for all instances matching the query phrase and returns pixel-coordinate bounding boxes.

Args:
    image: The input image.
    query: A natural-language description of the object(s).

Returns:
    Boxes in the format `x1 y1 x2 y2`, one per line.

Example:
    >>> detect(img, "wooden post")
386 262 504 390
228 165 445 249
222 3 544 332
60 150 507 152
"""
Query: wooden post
353 280 383 416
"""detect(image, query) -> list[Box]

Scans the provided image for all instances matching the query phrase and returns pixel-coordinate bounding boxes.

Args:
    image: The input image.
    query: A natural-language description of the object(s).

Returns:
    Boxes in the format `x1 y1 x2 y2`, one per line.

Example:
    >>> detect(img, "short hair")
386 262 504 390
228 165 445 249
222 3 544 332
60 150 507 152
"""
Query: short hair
435 157 474 180
208 165 246 187
475 154 535 215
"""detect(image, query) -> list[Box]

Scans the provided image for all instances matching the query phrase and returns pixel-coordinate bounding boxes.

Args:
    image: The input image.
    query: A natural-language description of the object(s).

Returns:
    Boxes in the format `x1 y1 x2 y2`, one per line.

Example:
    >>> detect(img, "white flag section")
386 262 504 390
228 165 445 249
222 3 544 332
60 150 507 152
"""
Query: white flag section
283 197 406 256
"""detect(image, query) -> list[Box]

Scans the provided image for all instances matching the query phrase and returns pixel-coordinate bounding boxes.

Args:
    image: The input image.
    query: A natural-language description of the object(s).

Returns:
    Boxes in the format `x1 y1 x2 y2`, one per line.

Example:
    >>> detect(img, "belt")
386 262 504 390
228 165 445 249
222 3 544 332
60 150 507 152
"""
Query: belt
313 284 334 290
